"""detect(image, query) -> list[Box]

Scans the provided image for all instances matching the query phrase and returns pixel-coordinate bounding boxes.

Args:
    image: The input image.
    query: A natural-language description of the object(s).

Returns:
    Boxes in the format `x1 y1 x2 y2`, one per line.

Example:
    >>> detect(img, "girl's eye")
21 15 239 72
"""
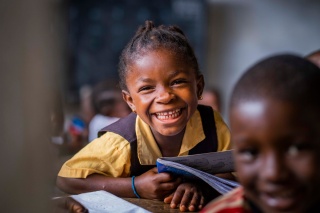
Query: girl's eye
138 86 153 92
172 79 187 86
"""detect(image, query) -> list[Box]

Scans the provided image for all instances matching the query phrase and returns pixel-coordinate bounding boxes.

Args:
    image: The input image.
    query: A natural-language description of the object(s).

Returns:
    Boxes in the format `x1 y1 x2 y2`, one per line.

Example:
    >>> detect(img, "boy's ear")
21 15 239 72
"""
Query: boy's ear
196 75 205 99
122 90 136 112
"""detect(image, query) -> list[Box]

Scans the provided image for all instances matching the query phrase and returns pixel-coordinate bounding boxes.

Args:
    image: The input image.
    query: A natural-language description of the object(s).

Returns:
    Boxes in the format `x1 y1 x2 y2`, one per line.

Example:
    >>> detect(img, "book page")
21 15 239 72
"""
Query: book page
71 190 151 213
158 150 234 174
157 160 239 194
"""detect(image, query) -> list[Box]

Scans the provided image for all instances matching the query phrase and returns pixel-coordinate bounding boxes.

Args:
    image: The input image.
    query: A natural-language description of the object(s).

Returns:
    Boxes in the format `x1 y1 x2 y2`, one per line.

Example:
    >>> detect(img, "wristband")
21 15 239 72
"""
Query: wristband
131 176 141 198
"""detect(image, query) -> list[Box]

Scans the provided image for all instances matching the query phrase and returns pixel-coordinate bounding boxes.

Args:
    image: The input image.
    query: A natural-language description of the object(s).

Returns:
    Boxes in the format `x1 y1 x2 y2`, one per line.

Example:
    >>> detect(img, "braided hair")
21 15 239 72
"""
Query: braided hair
118 20 201 91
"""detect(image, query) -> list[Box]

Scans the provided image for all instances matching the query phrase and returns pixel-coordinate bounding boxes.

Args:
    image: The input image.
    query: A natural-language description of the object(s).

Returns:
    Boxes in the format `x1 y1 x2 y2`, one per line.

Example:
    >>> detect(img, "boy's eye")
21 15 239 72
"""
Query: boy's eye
236 148 258 162
287 143 310 156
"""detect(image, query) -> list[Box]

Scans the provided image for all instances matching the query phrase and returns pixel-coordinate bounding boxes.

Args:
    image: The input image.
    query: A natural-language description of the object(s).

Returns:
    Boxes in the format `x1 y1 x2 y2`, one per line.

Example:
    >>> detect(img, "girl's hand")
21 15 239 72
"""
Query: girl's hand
164 182 205 212
134 167 182 200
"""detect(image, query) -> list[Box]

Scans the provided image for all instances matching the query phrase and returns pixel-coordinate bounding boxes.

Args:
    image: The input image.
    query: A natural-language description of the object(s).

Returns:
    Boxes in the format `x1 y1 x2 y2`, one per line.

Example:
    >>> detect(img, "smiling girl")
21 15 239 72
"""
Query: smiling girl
57 21 232 212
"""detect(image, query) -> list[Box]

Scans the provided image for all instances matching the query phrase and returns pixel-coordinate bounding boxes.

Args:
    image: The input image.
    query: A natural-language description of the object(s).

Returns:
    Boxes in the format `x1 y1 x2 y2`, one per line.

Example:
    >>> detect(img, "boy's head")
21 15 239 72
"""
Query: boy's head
229 54 320 213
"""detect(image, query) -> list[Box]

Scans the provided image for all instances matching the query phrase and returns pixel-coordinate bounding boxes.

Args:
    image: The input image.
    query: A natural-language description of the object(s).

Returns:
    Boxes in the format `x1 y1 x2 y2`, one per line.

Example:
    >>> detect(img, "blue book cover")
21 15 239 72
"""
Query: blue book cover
156 150 239 194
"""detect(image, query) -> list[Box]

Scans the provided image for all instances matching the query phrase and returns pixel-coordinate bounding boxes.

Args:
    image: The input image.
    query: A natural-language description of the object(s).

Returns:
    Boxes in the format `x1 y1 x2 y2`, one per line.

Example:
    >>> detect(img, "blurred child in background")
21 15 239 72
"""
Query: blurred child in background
88 80 130 141
198 87 221 112
202 54 320 213
306 49 320 68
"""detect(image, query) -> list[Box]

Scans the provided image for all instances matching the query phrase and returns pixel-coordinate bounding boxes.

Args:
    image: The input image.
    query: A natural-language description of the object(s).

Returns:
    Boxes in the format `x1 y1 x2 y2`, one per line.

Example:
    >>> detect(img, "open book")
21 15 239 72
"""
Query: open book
156 150 239 195
70 190 151 213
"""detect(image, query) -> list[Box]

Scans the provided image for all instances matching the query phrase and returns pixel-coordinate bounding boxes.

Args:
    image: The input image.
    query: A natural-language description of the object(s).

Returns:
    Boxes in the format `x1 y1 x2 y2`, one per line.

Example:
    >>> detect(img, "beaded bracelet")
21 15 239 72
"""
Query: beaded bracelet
131 176 141 198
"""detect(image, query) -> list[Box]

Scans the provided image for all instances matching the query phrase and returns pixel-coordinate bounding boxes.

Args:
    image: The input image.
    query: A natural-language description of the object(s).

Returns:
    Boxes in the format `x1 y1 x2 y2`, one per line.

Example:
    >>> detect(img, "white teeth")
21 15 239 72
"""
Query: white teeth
155 109 181 120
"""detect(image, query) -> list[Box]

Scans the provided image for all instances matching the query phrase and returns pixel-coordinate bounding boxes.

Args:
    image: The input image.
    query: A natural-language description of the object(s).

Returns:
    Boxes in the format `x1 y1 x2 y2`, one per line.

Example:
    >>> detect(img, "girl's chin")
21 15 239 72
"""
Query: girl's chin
156 127 185 137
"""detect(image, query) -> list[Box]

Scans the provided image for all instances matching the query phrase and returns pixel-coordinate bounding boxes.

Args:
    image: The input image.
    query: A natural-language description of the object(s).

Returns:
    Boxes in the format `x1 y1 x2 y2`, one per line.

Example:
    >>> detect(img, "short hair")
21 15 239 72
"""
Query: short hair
118 20 201 91
230 54 320 111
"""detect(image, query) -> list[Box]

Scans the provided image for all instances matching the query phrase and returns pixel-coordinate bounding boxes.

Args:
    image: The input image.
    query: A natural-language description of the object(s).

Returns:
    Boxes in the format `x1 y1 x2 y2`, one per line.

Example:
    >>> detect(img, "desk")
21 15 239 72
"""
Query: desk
124 198 198 213
53 186 198 212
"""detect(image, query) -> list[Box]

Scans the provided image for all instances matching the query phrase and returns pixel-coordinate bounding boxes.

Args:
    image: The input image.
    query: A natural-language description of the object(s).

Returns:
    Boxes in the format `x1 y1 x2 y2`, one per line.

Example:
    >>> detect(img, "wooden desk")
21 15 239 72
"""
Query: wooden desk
53 186 198 212
124 198 198 213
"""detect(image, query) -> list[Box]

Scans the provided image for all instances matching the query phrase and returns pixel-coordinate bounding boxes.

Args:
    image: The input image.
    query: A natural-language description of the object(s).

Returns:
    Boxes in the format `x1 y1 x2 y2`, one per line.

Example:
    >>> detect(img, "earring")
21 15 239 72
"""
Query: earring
199 95 203 100
132 109 136 114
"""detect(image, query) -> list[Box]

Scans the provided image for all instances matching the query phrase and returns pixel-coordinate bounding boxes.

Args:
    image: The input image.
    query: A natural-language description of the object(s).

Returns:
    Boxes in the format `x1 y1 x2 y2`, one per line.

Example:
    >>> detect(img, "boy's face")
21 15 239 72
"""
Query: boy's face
230 98 320 213
123 48 204 138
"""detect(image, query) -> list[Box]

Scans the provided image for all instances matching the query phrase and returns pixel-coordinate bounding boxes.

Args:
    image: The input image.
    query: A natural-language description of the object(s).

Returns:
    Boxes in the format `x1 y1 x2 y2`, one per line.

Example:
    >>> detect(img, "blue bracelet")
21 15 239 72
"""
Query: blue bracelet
131 176 141 198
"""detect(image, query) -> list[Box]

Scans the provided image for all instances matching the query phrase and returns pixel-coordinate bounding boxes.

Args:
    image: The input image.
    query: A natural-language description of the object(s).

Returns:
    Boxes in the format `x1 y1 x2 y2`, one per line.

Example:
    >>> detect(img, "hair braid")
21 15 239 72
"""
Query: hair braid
118 20 200 91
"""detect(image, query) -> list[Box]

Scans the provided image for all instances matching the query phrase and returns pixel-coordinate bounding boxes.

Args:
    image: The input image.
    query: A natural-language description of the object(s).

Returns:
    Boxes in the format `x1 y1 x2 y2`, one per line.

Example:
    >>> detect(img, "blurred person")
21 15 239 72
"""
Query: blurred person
63 86 93 153
50 89 66 146
198 87 221 112
306 49 320 68
202 54 320 213
88 80 130 141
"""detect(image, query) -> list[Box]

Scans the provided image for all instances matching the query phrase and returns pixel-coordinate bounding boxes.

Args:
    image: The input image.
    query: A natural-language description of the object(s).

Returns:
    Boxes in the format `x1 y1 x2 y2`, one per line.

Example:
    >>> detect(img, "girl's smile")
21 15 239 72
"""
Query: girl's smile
153 108 183 121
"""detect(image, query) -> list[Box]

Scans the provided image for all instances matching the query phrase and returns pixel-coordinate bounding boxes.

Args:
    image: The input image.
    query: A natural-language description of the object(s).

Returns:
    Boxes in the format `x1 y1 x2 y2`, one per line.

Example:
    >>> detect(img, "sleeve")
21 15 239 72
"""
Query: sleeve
58 132 132 178
213 111 231 151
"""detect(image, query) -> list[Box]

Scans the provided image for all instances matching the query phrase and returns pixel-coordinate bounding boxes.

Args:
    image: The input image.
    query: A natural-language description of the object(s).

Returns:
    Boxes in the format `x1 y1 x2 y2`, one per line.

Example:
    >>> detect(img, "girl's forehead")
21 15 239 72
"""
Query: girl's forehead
133 48 181 60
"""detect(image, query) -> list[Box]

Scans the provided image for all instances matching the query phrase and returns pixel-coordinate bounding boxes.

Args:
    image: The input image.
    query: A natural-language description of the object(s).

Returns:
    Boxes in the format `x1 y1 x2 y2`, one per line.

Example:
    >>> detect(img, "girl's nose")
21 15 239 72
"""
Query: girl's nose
156 87 175 104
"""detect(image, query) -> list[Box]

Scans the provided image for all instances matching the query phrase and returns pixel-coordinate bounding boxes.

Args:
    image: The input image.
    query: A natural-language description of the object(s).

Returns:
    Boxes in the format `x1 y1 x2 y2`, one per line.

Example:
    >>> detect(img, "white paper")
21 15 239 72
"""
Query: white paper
71 190 151 213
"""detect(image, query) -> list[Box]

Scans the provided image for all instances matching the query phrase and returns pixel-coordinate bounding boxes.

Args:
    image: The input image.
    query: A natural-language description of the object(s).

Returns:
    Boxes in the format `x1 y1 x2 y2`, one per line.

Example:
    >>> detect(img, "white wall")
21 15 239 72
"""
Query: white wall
205 0 320 121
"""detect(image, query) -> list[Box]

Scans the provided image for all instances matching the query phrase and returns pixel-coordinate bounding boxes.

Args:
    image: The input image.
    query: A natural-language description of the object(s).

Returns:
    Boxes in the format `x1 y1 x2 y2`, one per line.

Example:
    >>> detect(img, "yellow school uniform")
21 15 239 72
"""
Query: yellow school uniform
58 109 231 178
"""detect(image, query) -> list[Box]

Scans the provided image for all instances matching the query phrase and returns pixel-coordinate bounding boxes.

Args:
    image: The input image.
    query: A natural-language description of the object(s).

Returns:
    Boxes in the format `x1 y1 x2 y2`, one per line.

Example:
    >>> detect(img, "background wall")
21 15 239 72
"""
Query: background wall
65 0 207 104
205 0 320 121
63 0 320 122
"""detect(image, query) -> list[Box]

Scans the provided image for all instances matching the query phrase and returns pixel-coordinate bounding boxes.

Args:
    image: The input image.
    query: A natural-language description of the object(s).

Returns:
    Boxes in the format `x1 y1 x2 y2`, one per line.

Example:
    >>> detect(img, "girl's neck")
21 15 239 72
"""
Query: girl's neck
151 128 186 157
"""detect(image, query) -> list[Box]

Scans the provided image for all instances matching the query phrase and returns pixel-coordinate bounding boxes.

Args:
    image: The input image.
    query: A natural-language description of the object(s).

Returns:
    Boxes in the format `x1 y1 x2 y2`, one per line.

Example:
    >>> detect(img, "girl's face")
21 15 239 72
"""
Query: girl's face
123 48 204 137
230 98 320 213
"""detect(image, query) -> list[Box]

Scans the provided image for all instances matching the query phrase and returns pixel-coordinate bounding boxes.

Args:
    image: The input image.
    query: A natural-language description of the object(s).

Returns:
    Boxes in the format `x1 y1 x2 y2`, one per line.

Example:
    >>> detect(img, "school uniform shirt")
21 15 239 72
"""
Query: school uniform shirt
58 109 231 178
201 187 262 213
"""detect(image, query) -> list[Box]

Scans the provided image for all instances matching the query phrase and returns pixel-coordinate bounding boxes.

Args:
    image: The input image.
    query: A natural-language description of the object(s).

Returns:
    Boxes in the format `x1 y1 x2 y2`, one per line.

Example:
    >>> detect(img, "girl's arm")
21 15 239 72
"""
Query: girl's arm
56 174 135 197
56 168 182 200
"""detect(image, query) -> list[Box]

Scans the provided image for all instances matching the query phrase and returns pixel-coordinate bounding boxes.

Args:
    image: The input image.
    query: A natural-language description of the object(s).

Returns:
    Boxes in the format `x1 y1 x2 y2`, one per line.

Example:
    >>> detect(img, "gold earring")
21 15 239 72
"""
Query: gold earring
199 95 203 100
132 109 136 114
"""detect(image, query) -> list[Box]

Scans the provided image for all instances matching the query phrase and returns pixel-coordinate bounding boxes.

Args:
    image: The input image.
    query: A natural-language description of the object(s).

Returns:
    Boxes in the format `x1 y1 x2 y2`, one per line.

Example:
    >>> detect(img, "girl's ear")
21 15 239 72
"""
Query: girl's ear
122 90 136 112
196 75 205 99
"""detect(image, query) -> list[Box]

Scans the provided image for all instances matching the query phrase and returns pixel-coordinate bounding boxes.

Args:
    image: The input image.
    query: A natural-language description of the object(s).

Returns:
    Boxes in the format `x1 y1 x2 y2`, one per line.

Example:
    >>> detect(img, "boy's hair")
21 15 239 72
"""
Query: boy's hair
118 20 201 91
230 54 320 111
